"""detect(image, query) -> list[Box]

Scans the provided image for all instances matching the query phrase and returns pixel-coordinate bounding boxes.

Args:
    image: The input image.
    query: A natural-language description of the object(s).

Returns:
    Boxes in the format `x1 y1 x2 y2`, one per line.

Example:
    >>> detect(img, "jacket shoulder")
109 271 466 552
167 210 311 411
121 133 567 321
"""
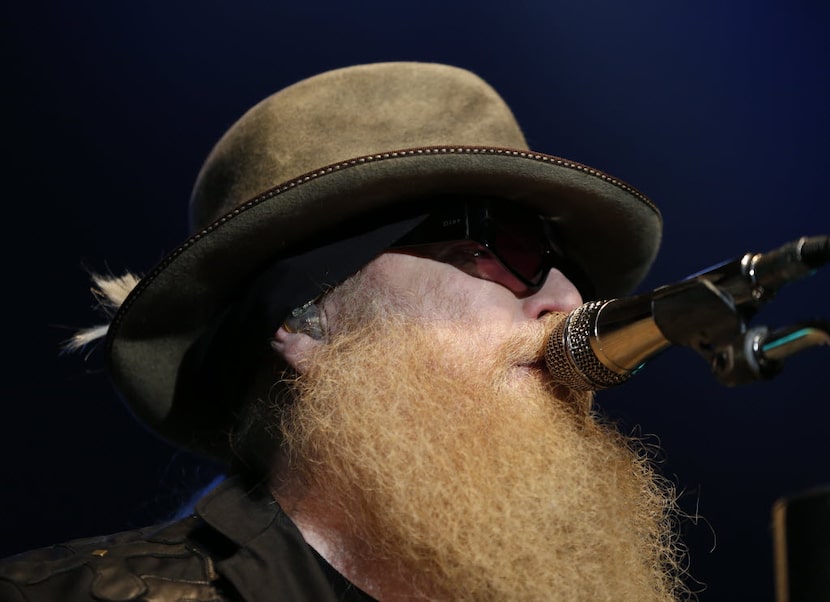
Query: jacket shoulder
0 515 231 602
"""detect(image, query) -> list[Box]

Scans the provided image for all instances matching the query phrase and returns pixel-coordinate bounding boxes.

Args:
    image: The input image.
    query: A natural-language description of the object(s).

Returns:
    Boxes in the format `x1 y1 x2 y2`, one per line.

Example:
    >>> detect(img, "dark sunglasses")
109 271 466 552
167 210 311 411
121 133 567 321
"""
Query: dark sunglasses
389 200 592 298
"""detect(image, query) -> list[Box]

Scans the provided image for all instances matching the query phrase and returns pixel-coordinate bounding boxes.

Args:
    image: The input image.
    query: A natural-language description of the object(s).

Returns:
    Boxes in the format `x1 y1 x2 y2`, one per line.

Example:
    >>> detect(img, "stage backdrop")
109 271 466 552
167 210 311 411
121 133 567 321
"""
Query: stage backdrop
4 2 828 600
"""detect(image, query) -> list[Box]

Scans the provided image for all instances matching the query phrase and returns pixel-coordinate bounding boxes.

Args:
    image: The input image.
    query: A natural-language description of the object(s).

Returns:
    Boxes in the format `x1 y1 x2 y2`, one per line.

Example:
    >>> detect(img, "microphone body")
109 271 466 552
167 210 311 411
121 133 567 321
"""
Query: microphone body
545 236 829 390
546 297 669 391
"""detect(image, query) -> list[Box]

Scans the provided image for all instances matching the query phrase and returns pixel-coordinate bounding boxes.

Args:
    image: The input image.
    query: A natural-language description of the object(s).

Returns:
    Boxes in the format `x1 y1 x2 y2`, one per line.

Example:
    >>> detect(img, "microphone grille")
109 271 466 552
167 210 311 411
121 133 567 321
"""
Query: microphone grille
545 301 633 390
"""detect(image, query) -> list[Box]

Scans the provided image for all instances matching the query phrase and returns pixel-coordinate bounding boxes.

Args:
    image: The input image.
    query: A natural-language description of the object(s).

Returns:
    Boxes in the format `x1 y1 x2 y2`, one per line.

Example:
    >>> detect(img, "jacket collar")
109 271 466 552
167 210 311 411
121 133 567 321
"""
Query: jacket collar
196 475 340 601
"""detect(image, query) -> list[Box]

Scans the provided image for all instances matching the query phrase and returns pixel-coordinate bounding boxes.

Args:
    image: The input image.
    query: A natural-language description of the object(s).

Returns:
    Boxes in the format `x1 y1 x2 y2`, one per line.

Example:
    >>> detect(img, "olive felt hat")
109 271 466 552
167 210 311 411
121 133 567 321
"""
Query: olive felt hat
105 62 662 457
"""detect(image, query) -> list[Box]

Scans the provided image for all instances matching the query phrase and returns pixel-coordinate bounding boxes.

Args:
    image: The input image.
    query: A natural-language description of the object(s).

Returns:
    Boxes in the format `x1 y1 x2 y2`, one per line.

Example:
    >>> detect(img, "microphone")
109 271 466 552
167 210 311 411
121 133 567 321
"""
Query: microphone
544 235 830 390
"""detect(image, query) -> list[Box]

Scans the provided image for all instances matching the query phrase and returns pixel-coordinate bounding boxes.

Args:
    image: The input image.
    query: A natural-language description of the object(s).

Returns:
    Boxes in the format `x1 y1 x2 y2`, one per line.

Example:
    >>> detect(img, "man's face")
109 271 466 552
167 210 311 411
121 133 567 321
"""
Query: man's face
273 247 687 601
324 249 584 367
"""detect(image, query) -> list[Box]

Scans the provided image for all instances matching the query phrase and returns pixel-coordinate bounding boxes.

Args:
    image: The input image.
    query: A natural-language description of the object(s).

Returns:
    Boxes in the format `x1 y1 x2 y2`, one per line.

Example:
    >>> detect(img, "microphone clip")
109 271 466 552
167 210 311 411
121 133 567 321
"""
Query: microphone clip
652 263 830 387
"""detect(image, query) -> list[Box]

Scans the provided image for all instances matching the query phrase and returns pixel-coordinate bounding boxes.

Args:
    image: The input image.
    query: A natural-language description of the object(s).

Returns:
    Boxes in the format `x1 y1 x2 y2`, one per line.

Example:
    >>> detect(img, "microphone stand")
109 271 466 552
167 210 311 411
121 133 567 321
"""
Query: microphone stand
712 320 830 387
595 235 830 388
646 276 830 387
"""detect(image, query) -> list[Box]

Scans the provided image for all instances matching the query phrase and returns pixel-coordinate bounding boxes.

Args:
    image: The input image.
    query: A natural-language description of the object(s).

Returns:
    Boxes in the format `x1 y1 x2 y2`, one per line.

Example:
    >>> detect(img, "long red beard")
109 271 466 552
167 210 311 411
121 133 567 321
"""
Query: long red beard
275 310 688 601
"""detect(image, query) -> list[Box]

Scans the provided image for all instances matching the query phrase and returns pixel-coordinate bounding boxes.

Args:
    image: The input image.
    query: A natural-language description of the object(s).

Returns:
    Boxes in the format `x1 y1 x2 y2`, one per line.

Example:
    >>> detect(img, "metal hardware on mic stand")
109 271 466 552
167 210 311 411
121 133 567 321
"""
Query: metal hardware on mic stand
712 321 830 387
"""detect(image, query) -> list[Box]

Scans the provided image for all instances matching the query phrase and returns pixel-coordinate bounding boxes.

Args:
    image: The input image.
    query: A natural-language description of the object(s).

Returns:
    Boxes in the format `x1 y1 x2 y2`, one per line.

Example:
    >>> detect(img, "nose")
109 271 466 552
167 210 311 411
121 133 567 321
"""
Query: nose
521 268 583 319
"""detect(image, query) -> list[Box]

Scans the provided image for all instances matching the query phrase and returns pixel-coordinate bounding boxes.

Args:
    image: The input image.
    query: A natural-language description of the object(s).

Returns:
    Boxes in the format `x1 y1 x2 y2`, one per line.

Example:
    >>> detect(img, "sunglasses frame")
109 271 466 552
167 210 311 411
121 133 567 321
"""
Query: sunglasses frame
390 199 593 298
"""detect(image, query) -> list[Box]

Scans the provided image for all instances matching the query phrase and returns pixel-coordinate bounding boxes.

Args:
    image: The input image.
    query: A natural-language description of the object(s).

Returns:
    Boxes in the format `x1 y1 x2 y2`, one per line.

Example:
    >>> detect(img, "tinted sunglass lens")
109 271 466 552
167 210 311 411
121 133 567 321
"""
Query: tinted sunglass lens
492 227 547 286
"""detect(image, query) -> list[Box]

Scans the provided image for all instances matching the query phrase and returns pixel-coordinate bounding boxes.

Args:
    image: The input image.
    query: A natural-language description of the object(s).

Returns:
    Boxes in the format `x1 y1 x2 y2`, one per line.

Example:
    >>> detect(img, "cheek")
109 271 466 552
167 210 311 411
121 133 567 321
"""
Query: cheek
362 254 524 327
419 273 520 328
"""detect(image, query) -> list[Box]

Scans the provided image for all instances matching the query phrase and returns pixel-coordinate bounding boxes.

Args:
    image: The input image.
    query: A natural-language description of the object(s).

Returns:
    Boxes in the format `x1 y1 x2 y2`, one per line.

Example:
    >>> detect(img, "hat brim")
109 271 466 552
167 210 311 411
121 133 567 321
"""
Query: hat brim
106 146 661 454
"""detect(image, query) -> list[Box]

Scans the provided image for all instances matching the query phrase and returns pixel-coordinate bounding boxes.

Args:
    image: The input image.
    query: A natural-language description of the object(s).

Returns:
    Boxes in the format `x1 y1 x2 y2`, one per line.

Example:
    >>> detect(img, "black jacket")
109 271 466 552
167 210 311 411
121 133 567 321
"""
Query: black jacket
0 477 374 601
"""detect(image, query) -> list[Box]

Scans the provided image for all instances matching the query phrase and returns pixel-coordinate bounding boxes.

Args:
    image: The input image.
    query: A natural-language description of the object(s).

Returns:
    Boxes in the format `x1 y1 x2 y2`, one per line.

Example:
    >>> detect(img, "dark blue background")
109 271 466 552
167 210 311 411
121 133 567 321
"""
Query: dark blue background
4 2 828 599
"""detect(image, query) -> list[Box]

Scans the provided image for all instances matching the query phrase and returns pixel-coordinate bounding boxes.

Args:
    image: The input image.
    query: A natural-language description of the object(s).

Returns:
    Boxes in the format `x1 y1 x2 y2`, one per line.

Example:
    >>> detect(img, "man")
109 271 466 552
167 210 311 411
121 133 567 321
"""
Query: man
0 62 689 600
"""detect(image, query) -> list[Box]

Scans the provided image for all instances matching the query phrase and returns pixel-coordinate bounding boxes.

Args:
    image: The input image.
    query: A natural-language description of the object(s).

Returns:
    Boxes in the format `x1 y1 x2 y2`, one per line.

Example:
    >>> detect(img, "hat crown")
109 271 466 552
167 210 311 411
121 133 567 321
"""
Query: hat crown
190 62 528 230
